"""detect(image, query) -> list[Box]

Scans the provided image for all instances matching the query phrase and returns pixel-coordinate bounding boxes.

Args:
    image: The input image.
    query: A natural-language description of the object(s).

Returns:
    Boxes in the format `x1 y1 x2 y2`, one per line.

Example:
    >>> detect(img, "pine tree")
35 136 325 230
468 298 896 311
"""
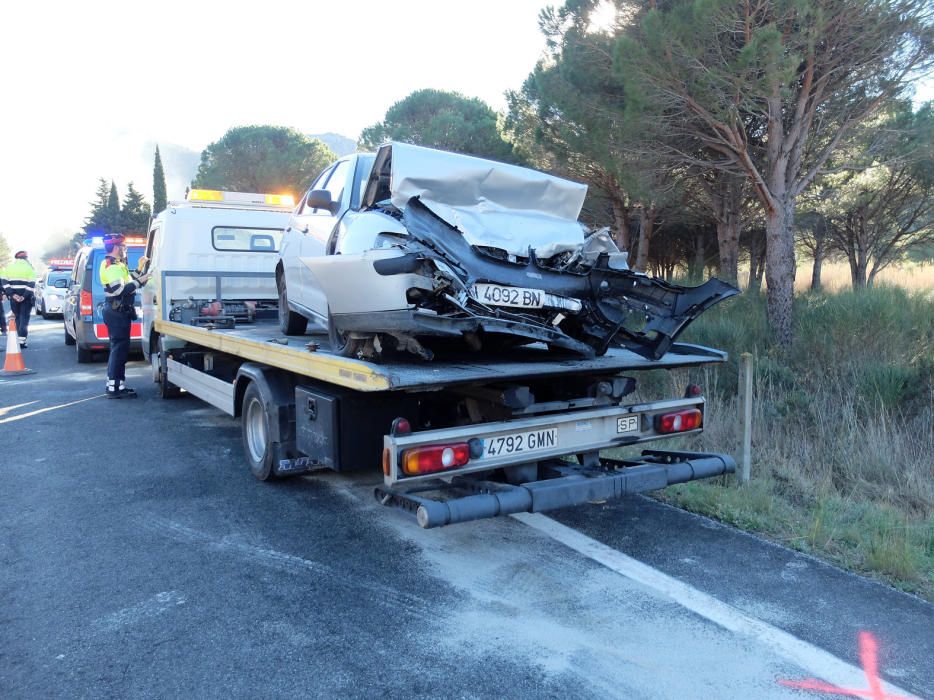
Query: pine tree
82 177 113 239
120 182 152 234
0 232 12 268
153 145 167 215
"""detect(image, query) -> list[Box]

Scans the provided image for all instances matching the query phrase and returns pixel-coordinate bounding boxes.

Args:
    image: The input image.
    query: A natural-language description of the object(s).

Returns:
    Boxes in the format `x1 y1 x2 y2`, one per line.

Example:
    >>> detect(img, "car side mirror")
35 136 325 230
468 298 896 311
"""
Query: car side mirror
306 189 337 214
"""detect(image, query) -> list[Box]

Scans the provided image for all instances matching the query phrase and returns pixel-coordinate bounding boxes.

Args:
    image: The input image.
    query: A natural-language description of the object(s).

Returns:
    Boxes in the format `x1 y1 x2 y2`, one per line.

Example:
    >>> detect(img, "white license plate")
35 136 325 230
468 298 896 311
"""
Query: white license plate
617 415 640 433
474 283 544 309
483 428 558 458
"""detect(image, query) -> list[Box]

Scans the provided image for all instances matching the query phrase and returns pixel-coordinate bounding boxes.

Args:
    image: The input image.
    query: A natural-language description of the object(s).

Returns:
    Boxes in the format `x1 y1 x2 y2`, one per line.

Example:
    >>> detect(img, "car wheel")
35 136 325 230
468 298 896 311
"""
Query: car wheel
327 309 363 358
278 277 308 336
64 325 76 346
76 343 93 363
241 382 277 481
156 336 183 399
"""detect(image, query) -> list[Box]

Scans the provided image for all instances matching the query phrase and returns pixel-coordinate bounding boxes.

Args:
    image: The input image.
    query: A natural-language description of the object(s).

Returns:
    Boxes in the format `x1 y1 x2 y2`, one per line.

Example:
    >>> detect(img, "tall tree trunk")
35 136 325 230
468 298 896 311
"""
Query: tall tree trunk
810 216 826 291
764 199 796 346
690 232 706 280
714 178 742 283
716 218 740 283
611 198 631 253
634 206 656 272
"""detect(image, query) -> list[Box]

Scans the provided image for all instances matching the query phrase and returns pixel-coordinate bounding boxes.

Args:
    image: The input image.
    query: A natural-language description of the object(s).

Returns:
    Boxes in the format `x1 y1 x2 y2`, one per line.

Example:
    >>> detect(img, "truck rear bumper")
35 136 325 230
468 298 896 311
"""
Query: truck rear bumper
375 449 735 528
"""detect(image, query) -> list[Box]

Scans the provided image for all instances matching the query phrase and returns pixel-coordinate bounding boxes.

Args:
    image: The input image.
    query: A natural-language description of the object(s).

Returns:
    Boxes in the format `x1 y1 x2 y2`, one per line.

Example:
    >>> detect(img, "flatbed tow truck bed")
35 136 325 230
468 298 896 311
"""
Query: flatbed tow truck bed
153 316 735 528
154 318 727 393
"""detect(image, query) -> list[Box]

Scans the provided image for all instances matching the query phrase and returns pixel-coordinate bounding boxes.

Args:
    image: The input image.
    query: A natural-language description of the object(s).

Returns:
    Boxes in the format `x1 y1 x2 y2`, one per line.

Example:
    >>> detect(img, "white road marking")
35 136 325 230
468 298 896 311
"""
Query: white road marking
513 512 919 699
93 591 187 633
0 395 104 424
0 400 38 416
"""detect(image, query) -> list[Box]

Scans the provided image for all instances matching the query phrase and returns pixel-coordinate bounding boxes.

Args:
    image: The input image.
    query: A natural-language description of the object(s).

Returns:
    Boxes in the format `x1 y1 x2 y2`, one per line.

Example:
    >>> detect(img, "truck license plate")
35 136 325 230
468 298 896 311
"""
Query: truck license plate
484 428 558 458
474 283 544 309
617 415 640 433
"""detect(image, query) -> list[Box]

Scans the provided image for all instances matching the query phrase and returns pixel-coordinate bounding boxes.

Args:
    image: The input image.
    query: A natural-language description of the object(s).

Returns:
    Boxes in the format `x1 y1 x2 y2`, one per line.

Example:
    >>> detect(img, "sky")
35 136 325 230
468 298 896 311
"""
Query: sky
0 0 555 255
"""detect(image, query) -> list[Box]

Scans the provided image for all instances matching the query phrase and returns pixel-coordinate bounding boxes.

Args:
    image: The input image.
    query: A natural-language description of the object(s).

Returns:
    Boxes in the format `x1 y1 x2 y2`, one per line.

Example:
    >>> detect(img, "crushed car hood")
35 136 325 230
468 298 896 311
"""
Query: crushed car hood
361 142 589 258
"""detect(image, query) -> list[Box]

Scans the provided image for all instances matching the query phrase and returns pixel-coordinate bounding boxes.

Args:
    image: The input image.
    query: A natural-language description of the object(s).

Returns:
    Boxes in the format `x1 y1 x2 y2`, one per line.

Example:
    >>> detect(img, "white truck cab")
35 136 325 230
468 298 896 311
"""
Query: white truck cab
141 189 293 364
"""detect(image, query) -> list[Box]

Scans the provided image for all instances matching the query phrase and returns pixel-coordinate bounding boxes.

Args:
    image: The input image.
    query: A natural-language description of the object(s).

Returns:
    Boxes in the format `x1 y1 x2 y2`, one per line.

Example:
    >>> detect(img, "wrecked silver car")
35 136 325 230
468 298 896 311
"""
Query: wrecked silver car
279 143 737 360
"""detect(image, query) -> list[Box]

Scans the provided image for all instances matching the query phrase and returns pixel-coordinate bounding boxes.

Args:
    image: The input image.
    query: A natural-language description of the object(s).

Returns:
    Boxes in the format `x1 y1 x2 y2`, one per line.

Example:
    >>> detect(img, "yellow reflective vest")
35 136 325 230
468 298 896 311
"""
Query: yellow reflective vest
1 258 37 299
99 257 143 301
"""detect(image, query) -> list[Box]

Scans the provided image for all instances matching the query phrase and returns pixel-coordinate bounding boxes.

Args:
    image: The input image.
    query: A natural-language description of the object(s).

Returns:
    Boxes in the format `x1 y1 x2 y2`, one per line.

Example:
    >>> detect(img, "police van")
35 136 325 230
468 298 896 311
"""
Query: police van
63 237 147 362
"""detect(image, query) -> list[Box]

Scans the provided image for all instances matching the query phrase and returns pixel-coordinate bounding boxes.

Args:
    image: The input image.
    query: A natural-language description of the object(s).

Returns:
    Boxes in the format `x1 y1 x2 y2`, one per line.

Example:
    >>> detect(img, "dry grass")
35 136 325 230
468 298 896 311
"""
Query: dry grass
736 261 934 294
624 282 934 599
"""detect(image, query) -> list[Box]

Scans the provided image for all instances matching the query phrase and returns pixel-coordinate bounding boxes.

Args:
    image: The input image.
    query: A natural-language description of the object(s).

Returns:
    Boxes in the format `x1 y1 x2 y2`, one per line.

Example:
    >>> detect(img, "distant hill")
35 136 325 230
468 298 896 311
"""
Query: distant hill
309 133 357 157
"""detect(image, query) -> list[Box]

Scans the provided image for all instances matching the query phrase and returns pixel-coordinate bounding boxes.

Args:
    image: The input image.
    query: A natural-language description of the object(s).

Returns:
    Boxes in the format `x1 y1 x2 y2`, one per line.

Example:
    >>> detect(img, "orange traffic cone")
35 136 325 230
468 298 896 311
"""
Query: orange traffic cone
1 315 35 376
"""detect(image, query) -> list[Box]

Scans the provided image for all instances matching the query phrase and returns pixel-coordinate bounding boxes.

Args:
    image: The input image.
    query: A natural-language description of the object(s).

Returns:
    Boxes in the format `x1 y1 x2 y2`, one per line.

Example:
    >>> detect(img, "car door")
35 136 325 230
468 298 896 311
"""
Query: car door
282 165 333 313
295 158 354 320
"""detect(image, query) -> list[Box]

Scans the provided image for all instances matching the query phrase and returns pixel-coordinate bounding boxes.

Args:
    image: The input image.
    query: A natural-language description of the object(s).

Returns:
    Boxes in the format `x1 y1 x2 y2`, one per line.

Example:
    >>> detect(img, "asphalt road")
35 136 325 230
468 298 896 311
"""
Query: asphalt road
2 316 932 699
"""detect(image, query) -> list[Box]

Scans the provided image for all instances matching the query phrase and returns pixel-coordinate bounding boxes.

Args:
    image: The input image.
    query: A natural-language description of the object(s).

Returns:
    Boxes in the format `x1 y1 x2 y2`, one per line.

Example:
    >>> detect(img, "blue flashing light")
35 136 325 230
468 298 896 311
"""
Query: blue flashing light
84 237 105 249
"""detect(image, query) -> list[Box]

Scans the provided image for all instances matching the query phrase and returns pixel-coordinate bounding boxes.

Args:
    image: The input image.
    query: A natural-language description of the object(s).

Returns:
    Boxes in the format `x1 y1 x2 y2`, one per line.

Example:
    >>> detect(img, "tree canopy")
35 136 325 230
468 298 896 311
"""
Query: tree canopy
192 126 335 197
153 145 167 215
360 89 515 162
0 232 11 267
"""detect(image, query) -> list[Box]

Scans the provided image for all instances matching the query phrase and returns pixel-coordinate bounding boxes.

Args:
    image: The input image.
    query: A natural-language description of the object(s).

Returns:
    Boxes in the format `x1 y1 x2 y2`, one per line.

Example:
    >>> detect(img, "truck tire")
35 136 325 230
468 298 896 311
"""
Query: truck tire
278 279 308 336
76 343 93 363
64 325 76 346
327 309 363 358
241 382 277 481
156 337 183 399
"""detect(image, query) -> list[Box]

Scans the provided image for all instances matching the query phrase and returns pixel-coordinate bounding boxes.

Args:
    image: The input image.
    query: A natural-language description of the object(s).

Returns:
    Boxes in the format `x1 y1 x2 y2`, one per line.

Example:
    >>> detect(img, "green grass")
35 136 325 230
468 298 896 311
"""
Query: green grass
641 285 934 599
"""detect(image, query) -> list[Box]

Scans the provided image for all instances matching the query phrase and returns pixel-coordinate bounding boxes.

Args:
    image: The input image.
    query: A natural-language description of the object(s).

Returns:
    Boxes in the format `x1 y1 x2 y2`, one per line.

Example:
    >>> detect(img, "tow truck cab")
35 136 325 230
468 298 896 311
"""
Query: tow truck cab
140 189 294 364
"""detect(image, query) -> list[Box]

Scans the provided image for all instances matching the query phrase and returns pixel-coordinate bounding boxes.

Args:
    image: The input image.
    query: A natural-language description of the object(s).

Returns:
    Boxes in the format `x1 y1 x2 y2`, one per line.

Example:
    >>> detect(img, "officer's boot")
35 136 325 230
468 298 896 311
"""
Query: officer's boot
117 380 138 398
106 379 122 399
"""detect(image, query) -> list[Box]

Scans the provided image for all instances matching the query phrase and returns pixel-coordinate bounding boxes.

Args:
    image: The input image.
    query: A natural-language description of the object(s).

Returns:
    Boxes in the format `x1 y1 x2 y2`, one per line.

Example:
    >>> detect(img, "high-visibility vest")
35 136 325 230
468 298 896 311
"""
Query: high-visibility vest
99 256 142 301
0 258 37 298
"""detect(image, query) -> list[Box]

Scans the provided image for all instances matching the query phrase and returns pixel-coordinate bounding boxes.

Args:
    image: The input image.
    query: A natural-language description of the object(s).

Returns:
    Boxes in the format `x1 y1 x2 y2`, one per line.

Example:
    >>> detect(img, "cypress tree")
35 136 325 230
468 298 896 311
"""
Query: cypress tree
153 145 167 214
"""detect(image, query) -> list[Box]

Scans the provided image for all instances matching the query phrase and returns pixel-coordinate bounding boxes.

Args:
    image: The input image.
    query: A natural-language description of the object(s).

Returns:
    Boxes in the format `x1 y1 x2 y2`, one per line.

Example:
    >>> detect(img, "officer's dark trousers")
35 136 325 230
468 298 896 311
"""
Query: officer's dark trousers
103 306 131 381
9 296 32 339
0 298 7 334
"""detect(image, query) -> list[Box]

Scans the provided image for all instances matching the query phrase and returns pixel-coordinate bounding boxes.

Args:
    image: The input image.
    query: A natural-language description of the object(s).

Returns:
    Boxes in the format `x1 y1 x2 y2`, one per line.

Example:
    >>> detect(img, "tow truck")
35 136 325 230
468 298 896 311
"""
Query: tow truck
142 189 737 528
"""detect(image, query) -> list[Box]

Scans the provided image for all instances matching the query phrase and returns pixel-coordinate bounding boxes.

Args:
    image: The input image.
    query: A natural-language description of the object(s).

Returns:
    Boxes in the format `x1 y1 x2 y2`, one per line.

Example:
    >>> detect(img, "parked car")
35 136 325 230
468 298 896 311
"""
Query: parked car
277 143 738 360
35 270 71 318
62 237 146 362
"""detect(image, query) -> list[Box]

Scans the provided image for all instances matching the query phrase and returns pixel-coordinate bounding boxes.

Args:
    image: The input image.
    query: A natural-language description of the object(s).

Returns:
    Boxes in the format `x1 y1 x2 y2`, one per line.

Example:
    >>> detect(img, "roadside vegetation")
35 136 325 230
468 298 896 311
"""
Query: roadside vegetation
624 277 933 600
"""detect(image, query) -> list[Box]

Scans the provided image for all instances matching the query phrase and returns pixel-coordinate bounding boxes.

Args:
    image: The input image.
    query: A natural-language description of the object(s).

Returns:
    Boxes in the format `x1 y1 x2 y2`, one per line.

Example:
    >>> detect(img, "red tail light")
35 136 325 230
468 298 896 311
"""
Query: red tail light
80 290 93 315
401 443 470 475
655 408 703 434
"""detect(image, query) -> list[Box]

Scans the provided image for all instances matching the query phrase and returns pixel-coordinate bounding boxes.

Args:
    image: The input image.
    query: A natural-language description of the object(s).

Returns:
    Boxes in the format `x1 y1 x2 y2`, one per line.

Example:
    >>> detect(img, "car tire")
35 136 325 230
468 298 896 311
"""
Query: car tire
241 382 278 481
76 343 93 363
327 308 363 358
278 278 308 336
156 337 183 399
64 325 76 346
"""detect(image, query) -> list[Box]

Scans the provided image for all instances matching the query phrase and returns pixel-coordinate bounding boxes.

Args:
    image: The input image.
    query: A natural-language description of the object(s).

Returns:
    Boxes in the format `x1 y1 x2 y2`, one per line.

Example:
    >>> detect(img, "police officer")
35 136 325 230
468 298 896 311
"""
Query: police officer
99 235 150 398
0 251 37 347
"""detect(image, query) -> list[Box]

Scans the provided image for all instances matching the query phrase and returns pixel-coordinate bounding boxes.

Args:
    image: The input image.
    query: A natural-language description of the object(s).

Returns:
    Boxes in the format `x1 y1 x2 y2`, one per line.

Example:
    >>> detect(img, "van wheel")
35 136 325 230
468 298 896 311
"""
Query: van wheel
64 325 76 346
242 382 277 481
328 309 363 358
76 344 93 363
156 337 183 399
278 278 308 336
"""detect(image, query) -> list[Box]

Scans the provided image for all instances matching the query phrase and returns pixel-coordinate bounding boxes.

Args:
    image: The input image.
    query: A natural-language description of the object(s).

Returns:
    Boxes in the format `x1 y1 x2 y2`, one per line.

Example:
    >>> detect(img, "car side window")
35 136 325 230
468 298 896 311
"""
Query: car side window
322 160 352 211
71 253 85 284
300 167 334 215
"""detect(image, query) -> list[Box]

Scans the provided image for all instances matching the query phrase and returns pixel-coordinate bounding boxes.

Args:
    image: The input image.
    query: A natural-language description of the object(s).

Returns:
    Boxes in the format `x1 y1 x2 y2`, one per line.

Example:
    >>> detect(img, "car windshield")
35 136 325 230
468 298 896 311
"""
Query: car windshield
48 273 70 289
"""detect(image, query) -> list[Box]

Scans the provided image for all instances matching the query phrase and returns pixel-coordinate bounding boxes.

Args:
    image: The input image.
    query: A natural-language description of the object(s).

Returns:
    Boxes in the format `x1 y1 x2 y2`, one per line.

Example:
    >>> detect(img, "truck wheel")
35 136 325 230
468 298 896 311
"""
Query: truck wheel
278 279 308 336
156 337 183 399
241 382 277 481
76 343 93 363
328 309 363 358
64 325 76 346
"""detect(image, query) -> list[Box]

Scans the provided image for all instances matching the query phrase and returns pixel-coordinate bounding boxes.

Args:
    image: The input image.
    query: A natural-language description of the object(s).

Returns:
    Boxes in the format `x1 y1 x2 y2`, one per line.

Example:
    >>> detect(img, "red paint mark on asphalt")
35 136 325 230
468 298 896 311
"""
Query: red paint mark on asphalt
779 632 919 699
